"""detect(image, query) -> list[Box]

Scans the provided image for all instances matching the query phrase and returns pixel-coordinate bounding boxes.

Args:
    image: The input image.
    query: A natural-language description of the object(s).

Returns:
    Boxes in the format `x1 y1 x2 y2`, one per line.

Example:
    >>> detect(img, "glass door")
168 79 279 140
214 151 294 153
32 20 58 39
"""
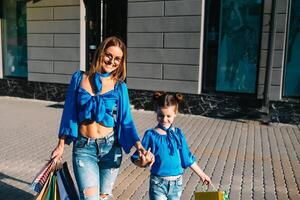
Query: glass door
2 0 27 78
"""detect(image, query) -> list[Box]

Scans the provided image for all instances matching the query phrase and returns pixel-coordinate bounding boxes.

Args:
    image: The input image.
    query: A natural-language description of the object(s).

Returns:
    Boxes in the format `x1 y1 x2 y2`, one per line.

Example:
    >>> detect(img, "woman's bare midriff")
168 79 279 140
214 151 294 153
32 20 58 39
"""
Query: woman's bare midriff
79 121 114 139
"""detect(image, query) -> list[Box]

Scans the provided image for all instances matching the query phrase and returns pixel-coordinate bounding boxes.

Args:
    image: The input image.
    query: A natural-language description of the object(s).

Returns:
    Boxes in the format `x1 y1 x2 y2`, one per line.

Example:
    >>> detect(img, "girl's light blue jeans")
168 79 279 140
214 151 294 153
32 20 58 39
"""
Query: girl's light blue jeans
149 174 183 200
72 132 122 200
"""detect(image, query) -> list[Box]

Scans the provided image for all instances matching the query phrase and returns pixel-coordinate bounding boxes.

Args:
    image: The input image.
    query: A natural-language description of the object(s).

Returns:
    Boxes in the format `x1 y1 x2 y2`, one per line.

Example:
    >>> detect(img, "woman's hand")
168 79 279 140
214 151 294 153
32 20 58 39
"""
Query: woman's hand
51 144 64 163
51 137 65 163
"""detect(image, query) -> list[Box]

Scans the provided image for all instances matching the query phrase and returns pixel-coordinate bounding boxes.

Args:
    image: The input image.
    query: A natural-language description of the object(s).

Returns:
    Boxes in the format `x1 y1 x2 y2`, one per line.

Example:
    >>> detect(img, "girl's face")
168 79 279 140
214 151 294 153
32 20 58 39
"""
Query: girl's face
157 105 177 128
101 45 123 74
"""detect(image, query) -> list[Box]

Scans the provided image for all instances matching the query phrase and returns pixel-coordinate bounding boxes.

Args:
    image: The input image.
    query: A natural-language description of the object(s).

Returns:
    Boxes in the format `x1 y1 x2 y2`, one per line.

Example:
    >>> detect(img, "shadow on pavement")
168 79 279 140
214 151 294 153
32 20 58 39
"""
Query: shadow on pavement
0 173 34 200
47 103 64 109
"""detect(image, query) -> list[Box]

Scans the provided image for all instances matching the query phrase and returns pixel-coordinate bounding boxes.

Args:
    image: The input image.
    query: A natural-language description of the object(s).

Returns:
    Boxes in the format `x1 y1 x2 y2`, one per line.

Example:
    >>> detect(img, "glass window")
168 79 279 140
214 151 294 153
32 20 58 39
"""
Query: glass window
283 0 300 97
2 0 27 78
203 0 263 94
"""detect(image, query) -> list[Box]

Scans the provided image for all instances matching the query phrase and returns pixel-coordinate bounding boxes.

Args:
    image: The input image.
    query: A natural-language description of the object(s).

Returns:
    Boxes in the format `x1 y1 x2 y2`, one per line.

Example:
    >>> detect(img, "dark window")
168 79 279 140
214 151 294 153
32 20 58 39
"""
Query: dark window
2 0 28 78
103 0 127 42
203 0 263 94
84 0 127 70
283 0 300 97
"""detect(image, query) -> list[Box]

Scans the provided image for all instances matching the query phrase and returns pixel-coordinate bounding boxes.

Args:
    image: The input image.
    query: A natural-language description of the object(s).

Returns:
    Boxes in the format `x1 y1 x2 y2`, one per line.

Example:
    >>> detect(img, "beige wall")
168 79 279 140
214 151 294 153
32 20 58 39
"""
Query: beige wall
26 0 80 84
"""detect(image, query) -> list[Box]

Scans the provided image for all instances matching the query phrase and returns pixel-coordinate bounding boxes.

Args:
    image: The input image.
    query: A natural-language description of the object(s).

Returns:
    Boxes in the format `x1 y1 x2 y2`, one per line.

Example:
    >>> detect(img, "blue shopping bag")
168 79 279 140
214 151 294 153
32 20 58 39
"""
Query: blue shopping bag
57 162 79 200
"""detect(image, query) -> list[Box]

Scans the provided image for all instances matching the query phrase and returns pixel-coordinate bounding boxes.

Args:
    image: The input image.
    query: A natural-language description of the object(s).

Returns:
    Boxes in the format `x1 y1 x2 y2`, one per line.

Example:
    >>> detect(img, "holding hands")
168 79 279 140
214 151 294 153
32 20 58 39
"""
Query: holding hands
134 141 155 167
138 147 155 167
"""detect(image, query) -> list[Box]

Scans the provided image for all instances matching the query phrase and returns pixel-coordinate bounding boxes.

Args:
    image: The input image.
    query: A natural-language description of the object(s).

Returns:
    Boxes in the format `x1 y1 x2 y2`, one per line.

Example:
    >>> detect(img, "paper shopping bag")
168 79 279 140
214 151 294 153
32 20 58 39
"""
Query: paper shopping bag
194 183 229 200
56 171 69 200
194 191 229 200
47 174 60 200
40 173 60 200
35 171 53 200
34 160 62 200
31 159 56 193
56 162 79 200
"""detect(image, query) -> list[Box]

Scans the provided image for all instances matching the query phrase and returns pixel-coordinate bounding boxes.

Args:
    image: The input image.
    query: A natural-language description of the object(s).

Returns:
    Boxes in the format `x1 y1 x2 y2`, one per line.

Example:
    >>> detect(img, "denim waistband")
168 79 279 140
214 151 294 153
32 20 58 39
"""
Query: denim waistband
151 174 182 183
78 131 115 144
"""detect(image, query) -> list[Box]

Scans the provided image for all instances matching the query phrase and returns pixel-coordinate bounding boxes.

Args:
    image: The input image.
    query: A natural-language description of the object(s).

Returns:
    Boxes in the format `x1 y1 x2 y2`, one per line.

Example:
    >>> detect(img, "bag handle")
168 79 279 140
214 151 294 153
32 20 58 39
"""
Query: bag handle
46 158 63 171
53 158 63 171
211 183 218 191
197 182 218 192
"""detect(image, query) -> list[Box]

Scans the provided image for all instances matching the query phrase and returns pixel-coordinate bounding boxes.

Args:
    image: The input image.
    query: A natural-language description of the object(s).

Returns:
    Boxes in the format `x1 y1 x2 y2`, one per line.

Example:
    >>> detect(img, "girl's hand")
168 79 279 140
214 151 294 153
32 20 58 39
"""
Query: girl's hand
51 145 64 163
200 173 211 186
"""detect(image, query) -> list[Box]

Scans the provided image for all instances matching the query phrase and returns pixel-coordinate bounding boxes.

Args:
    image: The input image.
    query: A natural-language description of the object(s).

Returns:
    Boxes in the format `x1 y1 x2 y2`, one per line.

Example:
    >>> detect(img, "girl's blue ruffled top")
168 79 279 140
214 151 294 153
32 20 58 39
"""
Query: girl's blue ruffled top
58 70 140 153
131 125 195 176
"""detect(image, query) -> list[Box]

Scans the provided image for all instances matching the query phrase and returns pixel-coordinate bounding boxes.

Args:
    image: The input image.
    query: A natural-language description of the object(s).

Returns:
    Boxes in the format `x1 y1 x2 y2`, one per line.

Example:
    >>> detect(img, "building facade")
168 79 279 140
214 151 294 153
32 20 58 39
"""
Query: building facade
0 0 299 123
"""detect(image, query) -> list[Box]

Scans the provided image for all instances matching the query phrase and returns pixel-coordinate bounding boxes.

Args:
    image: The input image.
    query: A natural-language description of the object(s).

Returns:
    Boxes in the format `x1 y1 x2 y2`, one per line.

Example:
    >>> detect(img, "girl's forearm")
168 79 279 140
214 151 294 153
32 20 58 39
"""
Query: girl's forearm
190 162 205 177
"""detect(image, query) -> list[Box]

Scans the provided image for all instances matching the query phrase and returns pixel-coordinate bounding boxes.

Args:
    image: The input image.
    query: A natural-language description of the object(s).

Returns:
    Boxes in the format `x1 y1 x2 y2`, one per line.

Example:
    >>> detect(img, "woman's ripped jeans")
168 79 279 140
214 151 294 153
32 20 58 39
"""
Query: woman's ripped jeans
73 132 122 200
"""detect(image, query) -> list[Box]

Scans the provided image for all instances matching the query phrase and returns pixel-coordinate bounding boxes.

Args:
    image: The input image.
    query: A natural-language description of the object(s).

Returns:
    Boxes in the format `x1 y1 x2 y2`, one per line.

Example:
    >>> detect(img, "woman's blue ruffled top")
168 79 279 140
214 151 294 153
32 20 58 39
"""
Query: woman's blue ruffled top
77 72 118 127
58 70 140 153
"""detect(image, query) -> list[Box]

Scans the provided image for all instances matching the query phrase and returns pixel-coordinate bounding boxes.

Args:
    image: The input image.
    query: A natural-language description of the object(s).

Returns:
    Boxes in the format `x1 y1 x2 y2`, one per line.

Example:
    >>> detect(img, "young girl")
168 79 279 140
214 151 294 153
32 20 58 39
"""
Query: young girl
132 92 211 200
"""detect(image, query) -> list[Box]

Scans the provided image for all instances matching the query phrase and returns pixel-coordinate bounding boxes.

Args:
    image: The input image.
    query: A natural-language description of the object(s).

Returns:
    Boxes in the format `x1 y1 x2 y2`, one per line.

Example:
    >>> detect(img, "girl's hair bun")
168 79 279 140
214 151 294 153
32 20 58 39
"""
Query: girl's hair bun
153 91 165 101
175 93 184 103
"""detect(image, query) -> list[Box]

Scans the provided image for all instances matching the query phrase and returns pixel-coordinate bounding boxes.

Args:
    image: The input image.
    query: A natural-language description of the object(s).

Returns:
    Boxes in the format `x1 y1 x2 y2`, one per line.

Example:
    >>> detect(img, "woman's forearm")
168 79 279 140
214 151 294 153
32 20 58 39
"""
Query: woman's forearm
134 141 144 151
57 136 66 148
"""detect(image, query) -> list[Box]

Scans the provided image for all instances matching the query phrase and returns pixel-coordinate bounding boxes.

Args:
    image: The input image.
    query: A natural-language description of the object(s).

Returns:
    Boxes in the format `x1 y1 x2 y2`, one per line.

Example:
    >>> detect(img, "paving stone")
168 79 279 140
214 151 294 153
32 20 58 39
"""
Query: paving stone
0 97 299 199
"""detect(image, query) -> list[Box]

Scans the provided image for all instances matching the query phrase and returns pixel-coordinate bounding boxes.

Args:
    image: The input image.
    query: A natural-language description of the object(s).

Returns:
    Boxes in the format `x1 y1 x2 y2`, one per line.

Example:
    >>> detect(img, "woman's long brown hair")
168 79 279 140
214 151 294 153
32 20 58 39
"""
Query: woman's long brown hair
88 36 127 81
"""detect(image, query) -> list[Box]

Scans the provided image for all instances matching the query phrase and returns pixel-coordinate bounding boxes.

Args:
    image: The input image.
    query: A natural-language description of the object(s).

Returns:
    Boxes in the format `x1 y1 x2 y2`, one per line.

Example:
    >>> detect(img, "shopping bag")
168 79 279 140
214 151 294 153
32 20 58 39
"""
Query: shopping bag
33 160 78 200
56 171 70 200
46 174 61 200
31 159 56 193
56 162 79 200
35 171 53 200
194 184 229 200
35 161 62 200
194 191 229 200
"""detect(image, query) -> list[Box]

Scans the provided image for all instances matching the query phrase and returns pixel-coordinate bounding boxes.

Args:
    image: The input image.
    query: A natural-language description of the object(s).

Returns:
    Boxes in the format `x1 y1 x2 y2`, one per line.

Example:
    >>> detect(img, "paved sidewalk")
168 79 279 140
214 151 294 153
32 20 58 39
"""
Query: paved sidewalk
0 97 299 200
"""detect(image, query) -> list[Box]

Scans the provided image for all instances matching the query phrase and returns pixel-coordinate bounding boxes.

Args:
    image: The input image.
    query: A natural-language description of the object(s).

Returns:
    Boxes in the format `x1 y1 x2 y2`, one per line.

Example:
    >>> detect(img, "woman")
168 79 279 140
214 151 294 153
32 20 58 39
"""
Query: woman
51 36 154 200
